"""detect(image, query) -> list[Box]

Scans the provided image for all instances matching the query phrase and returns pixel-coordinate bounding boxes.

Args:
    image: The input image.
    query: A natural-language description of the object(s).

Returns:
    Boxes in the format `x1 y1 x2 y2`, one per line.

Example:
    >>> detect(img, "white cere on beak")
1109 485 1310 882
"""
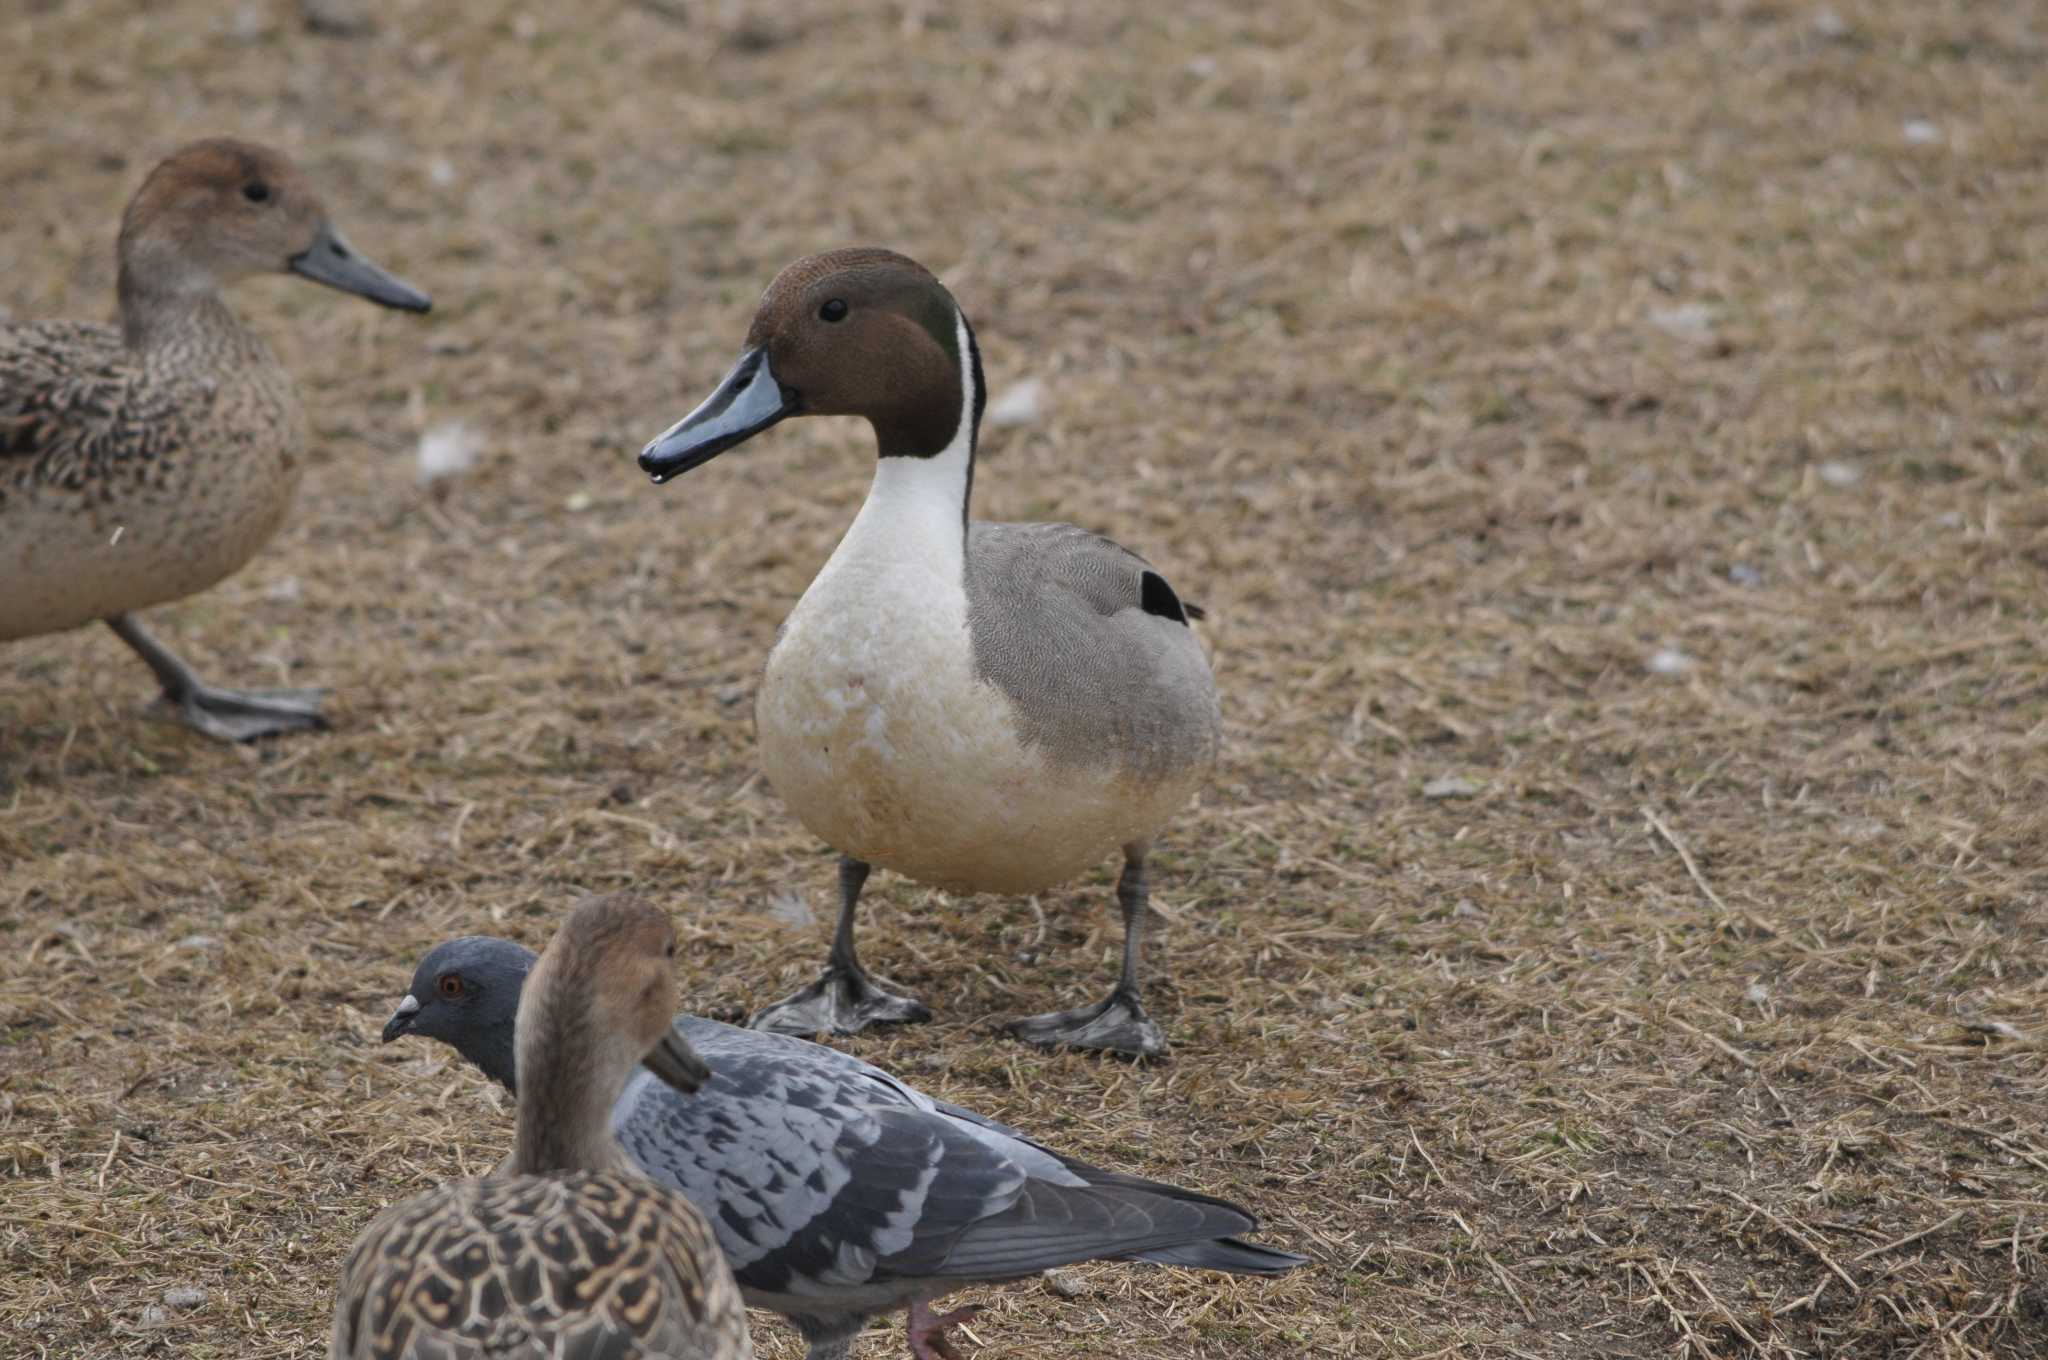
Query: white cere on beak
394 994 421 1017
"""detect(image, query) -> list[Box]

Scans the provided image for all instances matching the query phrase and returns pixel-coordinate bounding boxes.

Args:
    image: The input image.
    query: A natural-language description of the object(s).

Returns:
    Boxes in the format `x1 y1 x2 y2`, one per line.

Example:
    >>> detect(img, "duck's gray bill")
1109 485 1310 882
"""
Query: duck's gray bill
380 993 421 1043
289 221 432 313
638 347 798 484
642 1020 712 1094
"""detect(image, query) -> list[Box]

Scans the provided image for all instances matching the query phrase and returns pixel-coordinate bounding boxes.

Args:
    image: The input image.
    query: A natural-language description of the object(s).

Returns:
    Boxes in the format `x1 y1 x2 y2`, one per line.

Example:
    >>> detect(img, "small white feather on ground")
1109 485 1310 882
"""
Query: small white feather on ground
416 421 481 485
986 378 1046 427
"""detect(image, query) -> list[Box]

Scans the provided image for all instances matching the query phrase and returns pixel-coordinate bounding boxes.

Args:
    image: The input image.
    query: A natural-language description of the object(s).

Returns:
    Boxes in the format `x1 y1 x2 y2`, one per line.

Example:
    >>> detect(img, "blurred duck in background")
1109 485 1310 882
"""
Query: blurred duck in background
0 138 428 741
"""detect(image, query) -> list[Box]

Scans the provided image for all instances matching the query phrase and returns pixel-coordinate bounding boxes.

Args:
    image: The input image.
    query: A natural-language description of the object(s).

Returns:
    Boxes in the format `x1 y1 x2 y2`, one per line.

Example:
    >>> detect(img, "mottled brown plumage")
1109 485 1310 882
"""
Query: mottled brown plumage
1 138 428 741
330 896 751 1360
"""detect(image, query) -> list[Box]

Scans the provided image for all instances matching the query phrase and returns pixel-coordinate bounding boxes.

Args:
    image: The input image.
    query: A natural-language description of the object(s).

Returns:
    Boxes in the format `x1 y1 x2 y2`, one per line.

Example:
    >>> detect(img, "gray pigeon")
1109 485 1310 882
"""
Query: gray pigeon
381 936 1307 1360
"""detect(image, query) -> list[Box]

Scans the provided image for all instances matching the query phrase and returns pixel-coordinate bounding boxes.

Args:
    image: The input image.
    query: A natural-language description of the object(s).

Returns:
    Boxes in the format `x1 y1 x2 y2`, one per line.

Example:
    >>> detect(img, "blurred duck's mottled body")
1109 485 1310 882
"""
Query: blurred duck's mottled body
2 297 305 638
0 138 428 740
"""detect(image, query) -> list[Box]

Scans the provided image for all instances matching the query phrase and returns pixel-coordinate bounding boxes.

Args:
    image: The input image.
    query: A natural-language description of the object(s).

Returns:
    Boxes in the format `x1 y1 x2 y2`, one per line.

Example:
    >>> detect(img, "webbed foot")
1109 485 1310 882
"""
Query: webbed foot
107 614 328 744
1008 986 1168 1059
161 683 328 743
748 962 931 1038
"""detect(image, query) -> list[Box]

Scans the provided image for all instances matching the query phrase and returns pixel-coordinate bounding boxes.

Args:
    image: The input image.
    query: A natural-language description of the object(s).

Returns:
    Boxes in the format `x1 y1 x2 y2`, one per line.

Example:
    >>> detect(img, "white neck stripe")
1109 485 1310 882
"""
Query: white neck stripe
818 304 975 587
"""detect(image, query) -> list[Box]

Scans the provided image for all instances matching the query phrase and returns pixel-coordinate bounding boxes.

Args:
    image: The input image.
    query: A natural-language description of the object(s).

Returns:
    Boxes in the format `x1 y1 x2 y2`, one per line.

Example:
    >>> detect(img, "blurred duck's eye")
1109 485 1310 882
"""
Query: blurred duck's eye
437 974 463 998
243 181 271 204
819 298 848 323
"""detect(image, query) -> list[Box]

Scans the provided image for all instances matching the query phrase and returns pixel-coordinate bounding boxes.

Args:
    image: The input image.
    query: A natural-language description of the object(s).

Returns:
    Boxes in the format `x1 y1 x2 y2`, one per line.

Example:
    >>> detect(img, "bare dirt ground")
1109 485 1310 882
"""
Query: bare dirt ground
3 1 2045 1356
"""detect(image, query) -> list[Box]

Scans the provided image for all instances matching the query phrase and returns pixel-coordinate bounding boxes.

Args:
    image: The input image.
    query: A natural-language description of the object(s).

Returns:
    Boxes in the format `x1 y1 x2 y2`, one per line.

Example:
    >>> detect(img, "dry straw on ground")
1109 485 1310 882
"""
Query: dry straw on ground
3 1 2045 1356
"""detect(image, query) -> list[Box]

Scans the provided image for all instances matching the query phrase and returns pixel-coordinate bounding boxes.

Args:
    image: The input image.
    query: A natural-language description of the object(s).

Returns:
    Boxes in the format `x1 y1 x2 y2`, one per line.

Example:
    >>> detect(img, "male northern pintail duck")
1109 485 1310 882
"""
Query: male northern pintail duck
383 935 1306 1360
637 249 1221 1058
332 899 752 1360
0 138 429 741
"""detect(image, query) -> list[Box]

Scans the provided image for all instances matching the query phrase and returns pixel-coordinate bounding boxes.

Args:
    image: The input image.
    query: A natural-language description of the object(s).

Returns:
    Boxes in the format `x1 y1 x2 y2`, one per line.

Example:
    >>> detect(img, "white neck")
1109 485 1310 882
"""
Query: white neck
833 308 977 584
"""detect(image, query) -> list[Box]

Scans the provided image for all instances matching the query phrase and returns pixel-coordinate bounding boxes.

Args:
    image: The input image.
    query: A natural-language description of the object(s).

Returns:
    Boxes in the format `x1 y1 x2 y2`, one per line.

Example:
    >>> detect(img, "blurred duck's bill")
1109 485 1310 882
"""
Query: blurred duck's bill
641 1020 712 1094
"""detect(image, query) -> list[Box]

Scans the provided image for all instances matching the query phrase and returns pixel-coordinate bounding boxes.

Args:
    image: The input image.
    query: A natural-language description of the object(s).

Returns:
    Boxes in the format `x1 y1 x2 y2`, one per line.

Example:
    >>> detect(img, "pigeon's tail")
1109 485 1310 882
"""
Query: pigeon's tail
1133 1237 1310 1276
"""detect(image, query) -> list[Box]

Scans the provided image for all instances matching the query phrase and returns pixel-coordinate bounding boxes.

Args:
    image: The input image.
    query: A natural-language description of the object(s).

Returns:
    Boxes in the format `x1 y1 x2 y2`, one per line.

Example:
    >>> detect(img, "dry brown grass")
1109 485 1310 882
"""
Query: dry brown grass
4 0 2047 1356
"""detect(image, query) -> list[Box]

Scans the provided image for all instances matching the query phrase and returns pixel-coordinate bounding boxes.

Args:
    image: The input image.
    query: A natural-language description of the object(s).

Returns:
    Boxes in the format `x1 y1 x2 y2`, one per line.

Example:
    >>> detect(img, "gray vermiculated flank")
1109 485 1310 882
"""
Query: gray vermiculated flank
964 521 1222 781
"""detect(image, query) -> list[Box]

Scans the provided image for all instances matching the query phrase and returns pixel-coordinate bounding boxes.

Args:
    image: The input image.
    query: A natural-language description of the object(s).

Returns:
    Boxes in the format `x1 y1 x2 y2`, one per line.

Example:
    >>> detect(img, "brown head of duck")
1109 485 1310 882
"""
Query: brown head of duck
638 247 983 480
115 138 428 346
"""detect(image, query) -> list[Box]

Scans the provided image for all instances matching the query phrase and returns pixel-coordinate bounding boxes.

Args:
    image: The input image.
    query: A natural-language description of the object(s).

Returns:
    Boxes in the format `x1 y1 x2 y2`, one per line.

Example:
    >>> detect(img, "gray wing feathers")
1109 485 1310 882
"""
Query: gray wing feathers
613 1057 859 1273
929 1175 1252 1280
1135 1237 1313 1275
604 1019 1296 1300
613 1025 1018 1291
965 521 1220 779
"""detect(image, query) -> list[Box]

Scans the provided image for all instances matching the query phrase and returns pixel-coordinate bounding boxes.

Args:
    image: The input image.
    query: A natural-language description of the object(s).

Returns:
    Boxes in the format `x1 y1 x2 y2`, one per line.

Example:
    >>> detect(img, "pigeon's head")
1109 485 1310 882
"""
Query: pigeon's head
381 936 536 1092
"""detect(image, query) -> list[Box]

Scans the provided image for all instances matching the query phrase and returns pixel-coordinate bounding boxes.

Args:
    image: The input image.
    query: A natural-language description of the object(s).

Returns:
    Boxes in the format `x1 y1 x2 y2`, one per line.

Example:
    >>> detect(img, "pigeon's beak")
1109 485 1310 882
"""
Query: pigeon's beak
641 1019 712 1095
381 994 421 1043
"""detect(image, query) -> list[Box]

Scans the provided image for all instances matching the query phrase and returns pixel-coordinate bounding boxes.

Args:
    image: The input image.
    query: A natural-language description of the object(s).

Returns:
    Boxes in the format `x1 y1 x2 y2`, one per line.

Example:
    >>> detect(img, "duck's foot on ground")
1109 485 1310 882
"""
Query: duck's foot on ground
1007 987 1168 1059
158 682 329 743
907 1301 982 1360
748 962 932 1037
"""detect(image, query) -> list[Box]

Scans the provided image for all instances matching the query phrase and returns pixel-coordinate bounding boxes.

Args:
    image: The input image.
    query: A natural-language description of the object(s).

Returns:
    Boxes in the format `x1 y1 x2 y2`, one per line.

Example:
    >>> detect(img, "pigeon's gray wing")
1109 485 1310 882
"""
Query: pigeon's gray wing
927 1095 1282 1224
925 1097 1307 1272
609 1020 1278 1299
840 1075 1305 1280
1134 1237 1312 1275
611 1020 943 1297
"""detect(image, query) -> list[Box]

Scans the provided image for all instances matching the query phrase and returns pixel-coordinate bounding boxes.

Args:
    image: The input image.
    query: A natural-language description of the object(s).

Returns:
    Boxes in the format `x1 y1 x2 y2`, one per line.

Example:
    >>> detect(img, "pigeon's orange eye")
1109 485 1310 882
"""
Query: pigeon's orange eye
437 974 462 998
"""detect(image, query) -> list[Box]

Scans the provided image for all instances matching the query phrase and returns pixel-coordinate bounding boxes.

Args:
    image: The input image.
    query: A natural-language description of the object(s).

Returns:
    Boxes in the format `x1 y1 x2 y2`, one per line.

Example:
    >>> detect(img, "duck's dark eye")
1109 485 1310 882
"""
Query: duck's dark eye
819 298 848 323
243 181 271 204
437 973 463 998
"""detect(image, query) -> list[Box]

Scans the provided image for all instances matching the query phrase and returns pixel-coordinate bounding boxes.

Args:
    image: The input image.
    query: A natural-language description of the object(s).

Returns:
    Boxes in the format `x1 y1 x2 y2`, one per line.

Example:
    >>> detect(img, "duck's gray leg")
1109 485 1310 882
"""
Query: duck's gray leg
749 855 933 1036
1008 840 1169 1059
107 614 327 743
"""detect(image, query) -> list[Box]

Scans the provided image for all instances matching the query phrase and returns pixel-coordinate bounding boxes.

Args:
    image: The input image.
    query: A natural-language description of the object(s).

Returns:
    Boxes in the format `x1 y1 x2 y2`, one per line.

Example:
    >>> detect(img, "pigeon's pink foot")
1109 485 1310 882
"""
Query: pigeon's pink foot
907 1299 984 1360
